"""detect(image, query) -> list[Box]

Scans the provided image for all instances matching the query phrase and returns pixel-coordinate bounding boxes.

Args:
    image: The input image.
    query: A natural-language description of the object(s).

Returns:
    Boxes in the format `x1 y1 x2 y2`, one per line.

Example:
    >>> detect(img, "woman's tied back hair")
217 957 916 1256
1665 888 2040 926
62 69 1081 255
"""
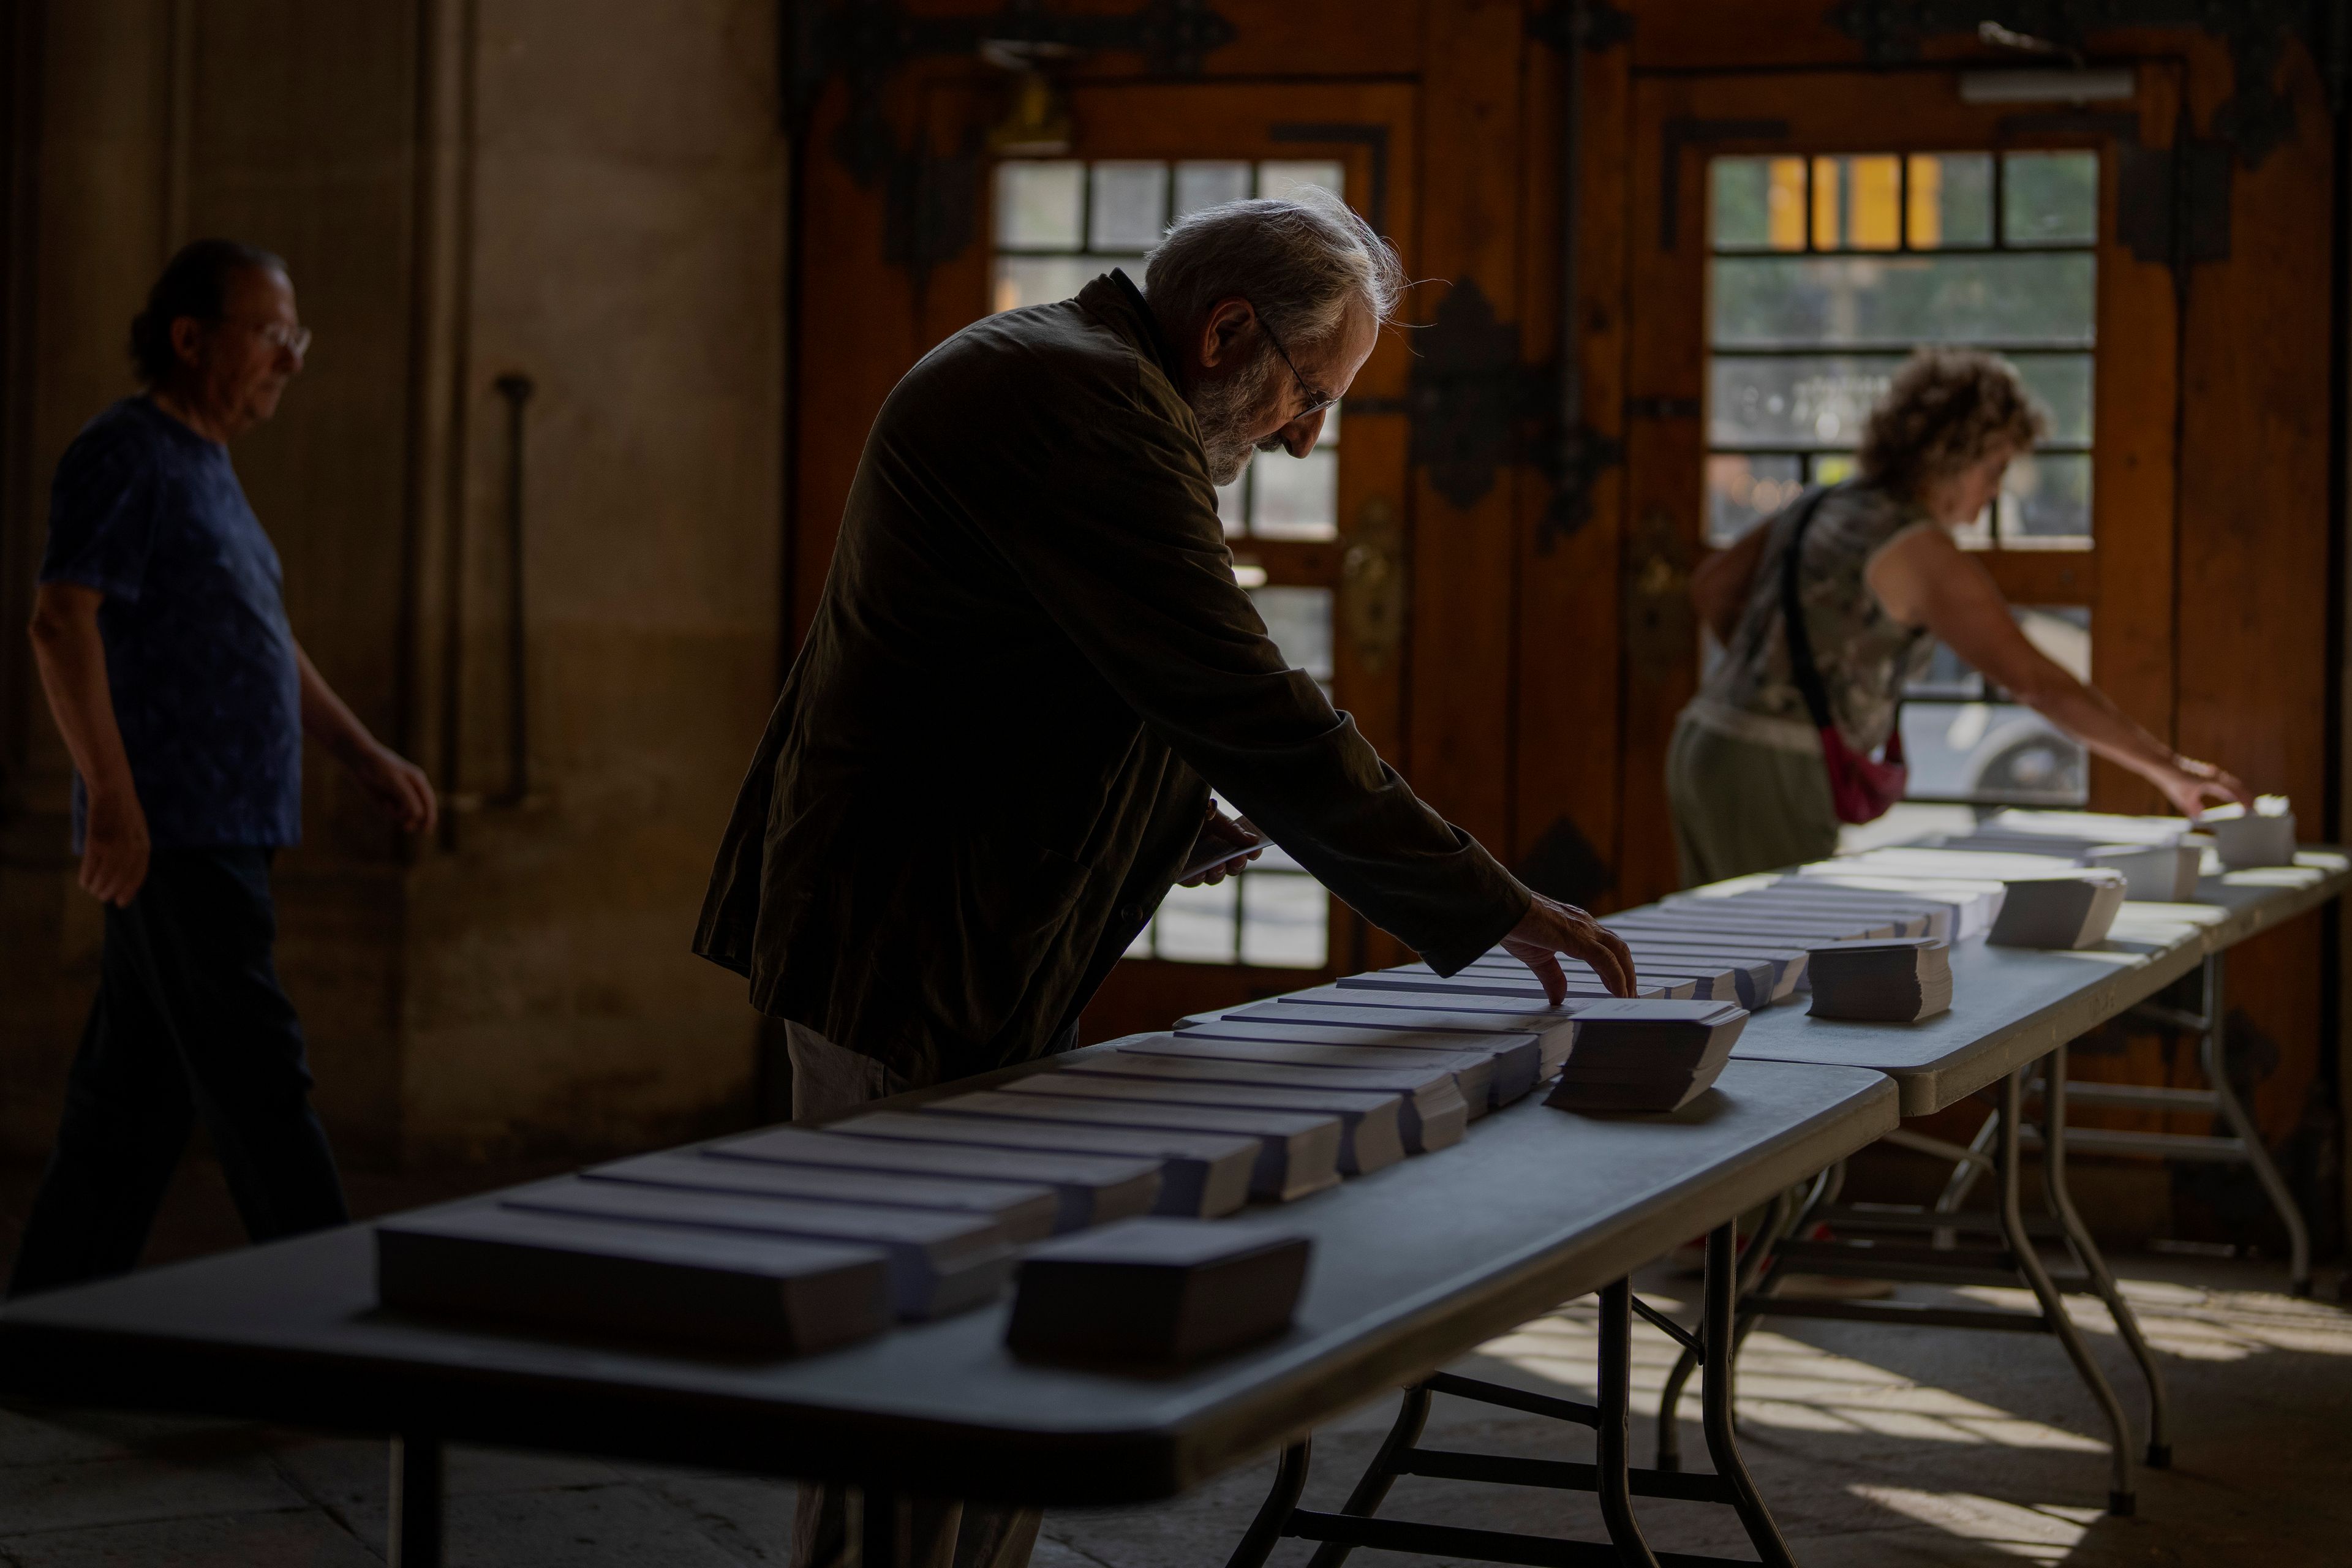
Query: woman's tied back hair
1858 347 2050 499
1143 184 1406 351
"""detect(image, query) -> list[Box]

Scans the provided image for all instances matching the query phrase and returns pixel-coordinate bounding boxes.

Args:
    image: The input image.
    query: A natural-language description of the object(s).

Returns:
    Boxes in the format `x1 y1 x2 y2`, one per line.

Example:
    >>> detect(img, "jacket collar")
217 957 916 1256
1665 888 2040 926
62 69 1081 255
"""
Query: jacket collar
1090 268 1186 390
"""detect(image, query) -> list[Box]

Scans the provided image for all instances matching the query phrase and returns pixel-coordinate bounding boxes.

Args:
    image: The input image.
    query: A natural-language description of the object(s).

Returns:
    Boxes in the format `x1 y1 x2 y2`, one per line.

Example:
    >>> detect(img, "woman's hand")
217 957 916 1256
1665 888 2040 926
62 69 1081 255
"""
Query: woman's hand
2152 755 2253 821
1499 892 1637 1003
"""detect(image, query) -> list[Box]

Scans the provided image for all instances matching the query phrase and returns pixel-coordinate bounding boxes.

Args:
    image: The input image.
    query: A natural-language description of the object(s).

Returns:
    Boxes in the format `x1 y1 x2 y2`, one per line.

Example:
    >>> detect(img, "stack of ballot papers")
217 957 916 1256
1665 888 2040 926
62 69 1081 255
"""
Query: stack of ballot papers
375 1204 894 1354
1006 1218 1311 1366
1806 938 1953 1023
2199 796 2297 869
1926 827 2196 902
1985 869 2127 949
1544 1000 1747 1113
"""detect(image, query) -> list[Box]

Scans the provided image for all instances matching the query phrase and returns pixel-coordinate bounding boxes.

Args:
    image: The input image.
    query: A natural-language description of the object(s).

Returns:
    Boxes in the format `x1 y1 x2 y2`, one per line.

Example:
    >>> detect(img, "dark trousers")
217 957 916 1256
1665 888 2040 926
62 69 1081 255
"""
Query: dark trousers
783 1020 1065 1568
8 848 347 1298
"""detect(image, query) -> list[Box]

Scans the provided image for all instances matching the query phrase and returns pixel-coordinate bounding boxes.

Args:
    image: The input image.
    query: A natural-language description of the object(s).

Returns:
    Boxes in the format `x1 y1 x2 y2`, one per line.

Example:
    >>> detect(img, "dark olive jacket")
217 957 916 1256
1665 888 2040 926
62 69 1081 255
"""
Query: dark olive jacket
695 273 1529 1083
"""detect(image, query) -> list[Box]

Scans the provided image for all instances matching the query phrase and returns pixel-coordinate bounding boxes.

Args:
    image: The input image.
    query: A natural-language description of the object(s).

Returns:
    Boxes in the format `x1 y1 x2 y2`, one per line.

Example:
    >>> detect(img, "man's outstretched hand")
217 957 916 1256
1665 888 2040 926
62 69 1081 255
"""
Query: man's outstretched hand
1499 891 1637 1004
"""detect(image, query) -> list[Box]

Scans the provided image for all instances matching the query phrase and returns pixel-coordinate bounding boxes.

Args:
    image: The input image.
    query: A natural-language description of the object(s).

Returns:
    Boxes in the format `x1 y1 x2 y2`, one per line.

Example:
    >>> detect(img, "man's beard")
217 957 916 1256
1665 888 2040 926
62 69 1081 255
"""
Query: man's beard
1191 353 1285 486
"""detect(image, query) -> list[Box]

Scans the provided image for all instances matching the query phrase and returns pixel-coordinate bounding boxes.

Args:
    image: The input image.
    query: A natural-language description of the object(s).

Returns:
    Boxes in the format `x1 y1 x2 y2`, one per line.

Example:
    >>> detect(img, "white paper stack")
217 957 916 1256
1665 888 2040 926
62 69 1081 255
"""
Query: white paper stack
714 1126 1167 1229
1006 1219 1312 1366
1063 1049 1471 1152
1985 869 2128 949
1931 831 2195 901
993 1071 1405 1176
2199 796 2297 869
915 1089 1344 1202
1805 938 1953 1023
499 1176 1015 1321
375 1205 893 1354
1544 1000 1747 1113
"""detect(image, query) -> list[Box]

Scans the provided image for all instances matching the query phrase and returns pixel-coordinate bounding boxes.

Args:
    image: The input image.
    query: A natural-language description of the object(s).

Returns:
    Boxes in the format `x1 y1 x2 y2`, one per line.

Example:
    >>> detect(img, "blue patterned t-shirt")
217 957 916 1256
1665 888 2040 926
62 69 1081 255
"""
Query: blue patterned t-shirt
40 397 302 849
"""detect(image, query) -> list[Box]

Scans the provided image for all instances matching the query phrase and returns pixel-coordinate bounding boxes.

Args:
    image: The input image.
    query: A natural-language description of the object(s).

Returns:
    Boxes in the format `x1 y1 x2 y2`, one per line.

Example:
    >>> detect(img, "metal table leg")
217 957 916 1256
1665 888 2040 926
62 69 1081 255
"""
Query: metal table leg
1595 1281 1663 1568
1700 1224 1796 1568
1657 1184 1801 1471
387 1433 443 1568
2039 1041 2173 1466
1245 1224 1797 1567
1223 1440 1313 1568
2197 954 2313 1294
1303 1389 1427 1568
1997 1068 2138 1515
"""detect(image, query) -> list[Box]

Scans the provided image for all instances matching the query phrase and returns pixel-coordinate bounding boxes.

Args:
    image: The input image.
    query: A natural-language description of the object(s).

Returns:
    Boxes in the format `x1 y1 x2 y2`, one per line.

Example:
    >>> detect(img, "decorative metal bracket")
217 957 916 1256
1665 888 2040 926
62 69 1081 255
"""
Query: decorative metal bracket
1393 279 1625 542
783 1 1240 288
1826 1 2344 168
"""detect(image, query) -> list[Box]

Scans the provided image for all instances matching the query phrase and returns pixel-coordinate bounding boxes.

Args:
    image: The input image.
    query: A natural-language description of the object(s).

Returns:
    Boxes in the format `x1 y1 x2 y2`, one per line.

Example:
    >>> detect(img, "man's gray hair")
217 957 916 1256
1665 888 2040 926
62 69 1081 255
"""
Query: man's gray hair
1143 186 1405 349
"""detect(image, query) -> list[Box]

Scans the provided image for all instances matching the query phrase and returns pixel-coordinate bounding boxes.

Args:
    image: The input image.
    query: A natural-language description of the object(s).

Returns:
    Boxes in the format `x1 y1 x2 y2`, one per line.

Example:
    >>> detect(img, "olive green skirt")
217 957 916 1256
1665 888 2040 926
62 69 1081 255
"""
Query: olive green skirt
1664 707 1841 889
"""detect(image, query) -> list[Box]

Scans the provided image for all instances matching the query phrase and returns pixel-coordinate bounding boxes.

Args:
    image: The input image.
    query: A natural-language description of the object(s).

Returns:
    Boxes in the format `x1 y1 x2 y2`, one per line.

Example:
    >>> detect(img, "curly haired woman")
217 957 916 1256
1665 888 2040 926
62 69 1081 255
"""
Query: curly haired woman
1668 348 2249 886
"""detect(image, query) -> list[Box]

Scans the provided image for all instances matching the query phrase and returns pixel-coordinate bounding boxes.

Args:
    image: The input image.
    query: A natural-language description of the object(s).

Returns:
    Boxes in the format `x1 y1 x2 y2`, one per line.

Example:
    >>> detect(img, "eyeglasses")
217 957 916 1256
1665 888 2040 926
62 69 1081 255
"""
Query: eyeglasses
222 318 312 358
1251 306 1338 421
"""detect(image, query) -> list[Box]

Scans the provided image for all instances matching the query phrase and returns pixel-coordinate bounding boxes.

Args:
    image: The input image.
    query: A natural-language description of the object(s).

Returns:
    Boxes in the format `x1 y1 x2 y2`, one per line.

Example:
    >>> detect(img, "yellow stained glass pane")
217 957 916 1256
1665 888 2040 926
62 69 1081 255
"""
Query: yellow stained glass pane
1850 156 1901 249
1907 155 1942 248
1768 158 1806 251
1811 157 1839 250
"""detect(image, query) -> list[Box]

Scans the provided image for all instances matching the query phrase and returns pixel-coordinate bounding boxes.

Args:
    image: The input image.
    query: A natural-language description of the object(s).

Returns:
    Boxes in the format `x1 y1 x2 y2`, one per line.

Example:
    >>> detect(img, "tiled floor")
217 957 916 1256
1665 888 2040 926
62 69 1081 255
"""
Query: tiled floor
2 1248 2347 1566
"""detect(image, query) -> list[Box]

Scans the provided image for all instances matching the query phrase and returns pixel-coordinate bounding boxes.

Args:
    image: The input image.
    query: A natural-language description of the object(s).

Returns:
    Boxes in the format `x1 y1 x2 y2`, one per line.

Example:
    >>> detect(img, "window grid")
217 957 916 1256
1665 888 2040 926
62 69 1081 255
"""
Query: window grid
989 157 1344 971
1706 149 2098 807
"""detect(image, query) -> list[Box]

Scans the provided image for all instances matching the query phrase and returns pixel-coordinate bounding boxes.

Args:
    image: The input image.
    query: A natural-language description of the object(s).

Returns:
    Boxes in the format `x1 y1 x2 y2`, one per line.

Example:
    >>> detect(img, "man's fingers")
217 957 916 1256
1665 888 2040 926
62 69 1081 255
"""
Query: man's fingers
1519 949 1567 1007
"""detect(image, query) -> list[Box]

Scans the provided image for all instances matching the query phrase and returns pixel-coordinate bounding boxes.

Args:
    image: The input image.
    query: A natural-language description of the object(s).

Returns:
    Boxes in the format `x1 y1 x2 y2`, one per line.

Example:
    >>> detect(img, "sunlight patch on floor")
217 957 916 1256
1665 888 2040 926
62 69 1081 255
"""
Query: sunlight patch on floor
1849 1485 2104 1562
1950 1278 2352 1362
1481 1298 2101 1452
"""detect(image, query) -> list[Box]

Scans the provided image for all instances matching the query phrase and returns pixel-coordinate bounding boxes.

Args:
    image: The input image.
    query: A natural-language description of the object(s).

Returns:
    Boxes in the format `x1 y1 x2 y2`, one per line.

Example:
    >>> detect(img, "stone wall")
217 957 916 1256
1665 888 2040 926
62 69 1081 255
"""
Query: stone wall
0 0 785 1169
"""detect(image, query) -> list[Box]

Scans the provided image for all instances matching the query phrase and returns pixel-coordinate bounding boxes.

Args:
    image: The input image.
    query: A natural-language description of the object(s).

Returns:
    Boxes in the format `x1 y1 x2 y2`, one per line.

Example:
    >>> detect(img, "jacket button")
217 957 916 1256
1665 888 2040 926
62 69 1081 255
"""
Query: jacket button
1120 903 1145 927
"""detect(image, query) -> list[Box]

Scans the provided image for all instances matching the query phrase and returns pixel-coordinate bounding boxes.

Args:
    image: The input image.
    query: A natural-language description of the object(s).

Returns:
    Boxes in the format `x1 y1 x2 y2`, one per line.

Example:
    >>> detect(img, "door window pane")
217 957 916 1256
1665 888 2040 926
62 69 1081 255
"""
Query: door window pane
1259 159 1343 200
1241 869 1329 968
1249 447 1340 539
1706 453 1804 545
1711 157 1771 251
1906 153 1993 247
2003 151 2098 247
2010 355 2093 445
1175 160 1251 218
1712 254 2096 350
1811 156 1903 251
1150 878 1242 962
1250 585 1335 694
1999 452 2092 548
992 255 1096 313
995 161 1085 249
1710 354 1898 448
1089 161 1169 251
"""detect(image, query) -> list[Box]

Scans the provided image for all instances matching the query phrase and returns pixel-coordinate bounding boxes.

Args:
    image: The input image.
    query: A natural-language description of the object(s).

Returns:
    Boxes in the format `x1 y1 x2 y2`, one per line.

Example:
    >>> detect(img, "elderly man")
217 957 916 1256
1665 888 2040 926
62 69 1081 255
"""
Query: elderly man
698 190 1630 1568
10 240 435 1298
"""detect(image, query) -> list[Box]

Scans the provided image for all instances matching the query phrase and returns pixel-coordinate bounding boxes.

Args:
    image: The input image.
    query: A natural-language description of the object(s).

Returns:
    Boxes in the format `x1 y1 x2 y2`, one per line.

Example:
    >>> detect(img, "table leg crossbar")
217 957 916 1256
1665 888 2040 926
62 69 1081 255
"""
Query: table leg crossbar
1223 1224 1796 1568
1654 1056 2165 1515
2005 954 2310 1295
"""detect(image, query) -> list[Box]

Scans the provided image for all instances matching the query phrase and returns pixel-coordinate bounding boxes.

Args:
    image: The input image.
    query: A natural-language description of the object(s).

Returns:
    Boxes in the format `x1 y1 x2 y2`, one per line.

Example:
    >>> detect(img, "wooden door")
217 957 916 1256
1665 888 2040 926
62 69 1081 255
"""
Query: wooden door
790 80 1419 1041
1617 66 2185 905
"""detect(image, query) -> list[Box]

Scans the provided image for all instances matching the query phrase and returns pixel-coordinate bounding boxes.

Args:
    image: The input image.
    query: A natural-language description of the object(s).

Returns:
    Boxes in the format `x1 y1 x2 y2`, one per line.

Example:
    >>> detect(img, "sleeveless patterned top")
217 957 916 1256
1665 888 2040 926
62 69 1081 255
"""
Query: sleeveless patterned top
1694 480 1937 755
